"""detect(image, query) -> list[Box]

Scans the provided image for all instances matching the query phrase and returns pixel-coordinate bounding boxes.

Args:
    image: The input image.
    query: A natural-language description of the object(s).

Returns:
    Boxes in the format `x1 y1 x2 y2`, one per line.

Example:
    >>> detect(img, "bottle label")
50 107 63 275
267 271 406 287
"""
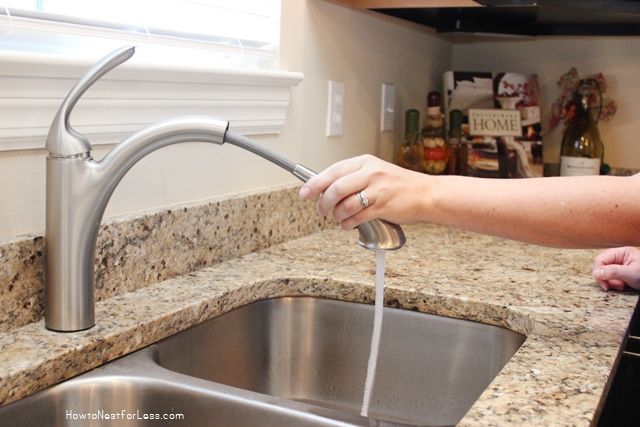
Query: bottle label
560 156 601 176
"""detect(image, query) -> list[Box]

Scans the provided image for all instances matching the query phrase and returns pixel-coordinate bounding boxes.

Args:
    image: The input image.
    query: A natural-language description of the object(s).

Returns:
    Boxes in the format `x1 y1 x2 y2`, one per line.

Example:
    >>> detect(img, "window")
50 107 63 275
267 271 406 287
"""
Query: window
0 0 281 67
0 0 303 152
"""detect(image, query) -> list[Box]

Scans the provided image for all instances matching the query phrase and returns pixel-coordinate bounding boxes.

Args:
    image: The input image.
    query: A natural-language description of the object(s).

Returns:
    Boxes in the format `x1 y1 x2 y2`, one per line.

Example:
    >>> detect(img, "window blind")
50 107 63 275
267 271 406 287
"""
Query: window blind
1 0 280 64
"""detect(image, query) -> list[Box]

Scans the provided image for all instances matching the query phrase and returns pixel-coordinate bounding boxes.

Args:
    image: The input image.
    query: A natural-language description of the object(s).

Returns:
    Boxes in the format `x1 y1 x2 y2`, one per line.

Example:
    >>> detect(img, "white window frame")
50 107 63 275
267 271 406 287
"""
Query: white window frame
0 5 303 152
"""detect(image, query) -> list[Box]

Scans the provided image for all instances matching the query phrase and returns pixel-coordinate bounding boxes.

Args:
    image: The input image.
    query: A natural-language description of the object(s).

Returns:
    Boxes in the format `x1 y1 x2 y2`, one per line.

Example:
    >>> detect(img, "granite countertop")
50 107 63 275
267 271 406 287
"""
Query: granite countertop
0 223 637 425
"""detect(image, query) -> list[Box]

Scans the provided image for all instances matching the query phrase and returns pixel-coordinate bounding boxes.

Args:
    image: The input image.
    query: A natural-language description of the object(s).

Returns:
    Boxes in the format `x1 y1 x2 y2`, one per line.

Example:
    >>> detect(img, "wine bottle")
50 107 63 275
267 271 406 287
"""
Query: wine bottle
447 109 466 175
559 79 604 176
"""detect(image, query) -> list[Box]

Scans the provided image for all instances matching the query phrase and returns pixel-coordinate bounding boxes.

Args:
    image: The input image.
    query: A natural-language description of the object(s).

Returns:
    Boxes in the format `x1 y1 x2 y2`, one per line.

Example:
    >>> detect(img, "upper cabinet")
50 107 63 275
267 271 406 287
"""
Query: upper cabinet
331 1 640 36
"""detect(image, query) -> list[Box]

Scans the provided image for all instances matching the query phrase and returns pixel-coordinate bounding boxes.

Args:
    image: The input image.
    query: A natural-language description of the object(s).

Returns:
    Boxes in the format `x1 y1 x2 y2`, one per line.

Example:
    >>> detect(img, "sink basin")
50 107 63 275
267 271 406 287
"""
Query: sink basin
0 341 366 427
154 297 525 426
0 296 525 427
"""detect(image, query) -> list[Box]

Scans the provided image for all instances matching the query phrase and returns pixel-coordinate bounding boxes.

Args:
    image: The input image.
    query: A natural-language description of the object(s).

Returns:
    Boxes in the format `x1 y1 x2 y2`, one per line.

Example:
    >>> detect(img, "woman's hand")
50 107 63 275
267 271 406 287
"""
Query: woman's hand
299 155 429 230
592 247 640 291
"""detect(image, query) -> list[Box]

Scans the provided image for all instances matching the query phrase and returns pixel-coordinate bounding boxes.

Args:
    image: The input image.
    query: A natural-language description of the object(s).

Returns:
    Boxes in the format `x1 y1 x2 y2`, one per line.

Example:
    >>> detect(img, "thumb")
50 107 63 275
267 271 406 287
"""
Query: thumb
593 265 635 284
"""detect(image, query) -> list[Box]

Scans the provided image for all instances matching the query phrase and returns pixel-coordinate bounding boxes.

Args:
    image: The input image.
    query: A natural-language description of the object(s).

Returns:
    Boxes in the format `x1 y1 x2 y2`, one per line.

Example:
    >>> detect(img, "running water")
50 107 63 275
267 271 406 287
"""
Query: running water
361 250 386 417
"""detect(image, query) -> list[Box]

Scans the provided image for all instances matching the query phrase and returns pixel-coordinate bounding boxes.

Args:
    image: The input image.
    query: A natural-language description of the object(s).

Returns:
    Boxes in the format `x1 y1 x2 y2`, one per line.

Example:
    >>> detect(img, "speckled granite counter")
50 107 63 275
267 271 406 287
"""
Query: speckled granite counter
0 185 330 332
0 223 637 426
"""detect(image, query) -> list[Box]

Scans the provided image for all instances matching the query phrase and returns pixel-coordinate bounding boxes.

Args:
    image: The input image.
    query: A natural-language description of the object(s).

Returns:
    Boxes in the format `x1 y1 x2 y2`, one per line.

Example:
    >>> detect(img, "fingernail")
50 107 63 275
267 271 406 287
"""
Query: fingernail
599 282 609 291
299 186 310 199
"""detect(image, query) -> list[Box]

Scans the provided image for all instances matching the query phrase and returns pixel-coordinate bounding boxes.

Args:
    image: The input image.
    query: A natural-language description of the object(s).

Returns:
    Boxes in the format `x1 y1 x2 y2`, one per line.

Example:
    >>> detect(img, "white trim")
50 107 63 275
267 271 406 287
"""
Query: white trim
0 50 303 152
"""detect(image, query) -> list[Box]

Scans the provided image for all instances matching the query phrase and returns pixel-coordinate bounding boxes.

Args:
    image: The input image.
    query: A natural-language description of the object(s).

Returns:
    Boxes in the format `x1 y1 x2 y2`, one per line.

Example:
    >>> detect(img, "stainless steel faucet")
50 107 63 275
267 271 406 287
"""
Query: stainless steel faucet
45 46 405 332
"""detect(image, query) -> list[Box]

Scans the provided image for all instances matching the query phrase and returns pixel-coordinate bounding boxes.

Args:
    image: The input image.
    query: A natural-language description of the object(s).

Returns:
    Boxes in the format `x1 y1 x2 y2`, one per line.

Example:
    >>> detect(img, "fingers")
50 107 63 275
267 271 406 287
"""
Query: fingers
333 191 375 223
299 156 366 200
341 208 374 230
606 279 626 291
297 154 421 229
592 247 625 269
593 265 619 281
316 171 371 216
592 246 640 292
595 278 626 292
593 265 636 291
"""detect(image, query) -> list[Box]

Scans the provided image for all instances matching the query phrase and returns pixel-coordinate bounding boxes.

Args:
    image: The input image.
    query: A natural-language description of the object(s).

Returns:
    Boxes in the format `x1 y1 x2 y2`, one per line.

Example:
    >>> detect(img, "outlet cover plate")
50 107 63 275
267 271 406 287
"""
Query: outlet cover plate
380 83 395 132
326 80 345 137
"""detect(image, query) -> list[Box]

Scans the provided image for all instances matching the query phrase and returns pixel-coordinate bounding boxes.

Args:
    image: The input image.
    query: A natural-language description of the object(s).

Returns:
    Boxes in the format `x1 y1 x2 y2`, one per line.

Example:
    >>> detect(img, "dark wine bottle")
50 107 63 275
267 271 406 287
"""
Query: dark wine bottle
559 79 604 176
396 109 423 172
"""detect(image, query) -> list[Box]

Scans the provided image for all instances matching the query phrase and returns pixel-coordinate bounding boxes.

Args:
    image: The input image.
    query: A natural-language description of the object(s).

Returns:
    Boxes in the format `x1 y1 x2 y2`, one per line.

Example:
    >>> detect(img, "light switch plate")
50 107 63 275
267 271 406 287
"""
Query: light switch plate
326 80 344 137
380 83 395 132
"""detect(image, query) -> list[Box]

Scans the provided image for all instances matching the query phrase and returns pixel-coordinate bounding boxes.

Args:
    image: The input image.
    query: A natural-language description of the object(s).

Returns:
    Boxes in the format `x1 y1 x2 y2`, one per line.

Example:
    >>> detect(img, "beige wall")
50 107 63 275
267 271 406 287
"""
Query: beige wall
285 0 450 170
0 0 451 239
452 37 640 168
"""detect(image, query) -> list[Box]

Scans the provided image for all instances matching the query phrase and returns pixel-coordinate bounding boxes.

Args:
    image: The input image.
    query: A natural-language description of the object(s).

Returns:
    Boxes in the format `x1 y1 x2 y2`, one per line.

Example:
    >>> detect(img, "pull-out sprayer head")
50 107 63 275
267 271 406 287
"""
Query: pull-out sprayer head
352 220 406 251
224 132 406 251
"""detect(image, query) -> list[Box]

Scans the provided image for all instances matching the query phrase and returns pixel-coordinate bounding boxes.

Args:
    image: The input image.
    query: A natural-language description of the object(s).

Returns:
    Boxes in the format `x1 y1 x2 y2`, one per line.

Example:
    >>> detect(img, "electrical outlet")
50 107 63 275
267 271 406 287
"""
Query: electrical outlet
326 80 344 137
380 83 395 132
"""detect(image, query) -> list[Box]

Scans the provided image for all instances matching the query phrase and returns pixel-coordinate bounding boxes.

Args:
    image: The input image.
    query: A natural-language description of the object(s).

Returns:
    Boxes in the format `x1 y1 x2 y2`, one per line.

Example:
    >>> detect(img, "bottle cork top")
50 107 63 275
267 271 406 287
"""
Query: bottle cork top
405 109 420 133
427 91 441 107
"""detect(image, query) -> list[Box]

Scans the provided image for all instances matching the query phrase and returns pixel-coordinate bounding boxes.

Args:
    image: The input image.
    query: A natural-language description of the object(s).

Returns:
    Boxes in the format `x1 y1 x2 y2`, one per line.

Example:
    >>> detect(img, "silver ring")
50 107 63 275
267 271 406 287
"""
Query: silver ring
356 191 369 209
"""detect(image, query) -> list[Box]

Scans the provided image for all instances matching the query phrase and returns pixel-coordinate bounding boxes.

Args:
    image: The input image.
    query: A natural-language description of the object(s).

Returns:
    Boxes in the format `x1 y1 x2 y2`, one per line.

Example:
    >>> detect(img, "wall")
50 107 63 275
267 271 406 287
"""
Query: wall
282 0 451 169
452 37 640 168
0 0 451 240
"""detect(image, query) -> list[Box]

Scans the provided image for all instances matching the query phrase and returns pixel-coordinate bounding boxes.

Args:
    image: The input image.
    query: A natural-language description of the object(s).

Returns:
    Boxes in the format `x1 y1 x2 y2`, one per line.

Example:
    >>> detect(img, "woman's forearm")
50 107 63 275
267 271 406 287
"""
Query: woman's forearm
423 174 640 248
300 155 640 249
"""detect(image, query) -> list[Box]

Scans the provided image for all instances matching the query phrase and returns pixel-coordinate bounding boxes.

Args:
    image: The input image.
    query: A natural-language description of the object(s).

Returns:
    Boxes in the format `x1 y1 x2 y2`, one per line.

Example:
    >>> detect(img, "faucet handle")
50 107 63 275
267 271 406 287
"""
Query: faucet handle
46 46 136 157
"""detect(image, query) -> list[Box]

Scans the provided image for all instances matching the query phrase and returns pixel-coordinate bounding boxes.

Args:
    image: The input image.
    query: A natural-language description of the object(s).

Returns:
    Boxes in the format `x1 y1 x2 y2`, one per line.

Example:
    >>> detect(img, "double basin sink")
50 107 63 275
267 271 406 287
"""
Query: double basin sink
0 297 525 426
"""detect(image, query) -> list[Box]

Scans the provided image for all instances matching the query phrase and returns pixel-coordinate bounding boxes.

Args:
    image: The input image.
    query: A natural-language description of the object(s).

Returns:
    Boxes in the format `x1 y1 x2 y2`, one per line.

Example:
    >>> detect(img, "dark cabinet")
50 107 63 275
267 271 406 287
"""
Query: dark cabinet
597 300 640 426
332 1 640 36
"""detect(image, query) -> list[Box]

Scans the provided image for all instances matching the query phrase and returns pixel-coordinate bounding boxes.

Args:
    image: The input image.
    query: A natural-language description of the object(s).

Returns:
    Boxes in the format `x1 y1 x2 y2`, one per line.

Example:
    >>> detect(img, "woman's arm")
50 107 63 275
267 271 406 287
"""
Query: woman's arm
427 173 640 248
299 154 640 249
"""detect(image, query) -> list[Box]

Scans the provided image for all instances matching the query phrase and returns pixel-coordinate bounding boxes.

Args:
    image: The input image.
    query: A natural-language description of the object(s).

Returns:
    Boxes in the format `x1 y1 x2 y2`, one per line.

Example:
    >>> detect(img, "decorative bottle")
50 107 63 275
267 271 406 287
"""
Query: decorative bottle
447 109 466 175
421 91 450 174
559 79 604 176
396 109 423 172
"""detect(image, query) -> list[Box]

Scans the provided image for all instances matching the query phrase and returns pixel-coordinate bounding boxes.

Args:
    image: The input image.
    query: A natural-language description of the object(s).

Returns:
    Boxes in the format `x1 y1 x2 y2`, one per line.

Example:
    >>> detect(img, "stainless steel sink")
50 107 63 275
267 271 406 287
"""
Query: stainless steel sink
0 340 367 427
155 297 525 426
0 297 525 426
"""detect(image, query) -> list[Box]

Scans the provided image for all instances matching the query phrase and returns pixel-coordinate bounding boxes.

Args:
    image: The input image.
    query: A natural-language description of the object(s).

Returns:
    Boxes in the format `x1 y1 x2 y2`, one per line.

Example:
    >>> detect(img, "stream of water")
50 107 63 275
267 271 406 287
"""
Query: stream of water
360 250 386 417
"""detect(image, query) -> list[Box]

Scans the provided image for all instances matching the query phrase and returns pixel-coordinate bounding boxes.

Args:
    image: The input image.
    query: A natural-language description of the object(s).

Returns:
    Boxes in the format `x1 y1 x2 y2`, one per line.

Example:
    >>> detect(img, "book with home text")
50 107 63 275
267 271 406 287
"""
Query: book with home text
443 71 543 178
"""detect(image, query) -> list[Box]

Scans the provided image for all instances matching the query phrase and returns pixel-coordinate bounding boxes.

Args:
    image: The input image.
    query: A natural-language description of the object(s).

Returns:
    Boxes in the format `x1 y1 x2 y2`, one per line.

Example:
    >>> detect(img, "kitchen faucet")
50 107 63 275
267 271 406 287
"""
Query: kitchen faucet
45 46 405 332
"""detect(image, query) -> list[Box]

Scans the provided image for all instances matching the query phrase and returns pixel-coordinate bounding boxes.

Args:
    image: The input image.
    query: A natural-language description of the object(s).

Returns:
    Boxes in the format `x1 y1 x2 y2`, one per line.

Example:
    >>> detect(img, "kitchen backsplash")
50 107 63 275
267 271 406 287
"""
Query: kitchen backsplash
0 184 332 333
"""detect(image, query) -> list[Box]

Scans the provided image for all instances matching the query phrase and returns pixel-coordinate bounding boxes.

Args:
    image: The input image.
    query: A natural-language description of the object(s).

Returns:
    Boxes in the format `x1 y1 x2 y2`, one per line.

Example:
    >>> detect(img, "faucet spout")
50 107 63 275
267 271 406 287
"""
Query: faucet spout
45 117 228 332
45 46 405 332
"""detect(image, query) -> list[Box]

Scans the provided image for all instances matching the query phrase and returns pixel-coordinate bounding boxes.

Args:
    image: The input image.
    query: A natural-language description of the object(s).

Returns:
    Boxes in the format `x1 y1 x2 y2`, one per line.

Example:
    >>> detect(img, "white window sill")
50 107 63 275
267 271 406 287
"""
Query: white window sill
0 49 303 152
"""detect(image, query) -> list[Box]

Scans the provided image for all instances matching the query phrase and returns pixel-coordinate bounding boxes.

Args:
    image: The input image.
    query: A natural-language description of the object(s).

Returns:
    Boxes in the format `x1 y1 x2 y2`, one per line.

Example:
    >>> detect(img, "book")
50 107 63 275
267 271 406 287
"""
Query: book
443 71 543 178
